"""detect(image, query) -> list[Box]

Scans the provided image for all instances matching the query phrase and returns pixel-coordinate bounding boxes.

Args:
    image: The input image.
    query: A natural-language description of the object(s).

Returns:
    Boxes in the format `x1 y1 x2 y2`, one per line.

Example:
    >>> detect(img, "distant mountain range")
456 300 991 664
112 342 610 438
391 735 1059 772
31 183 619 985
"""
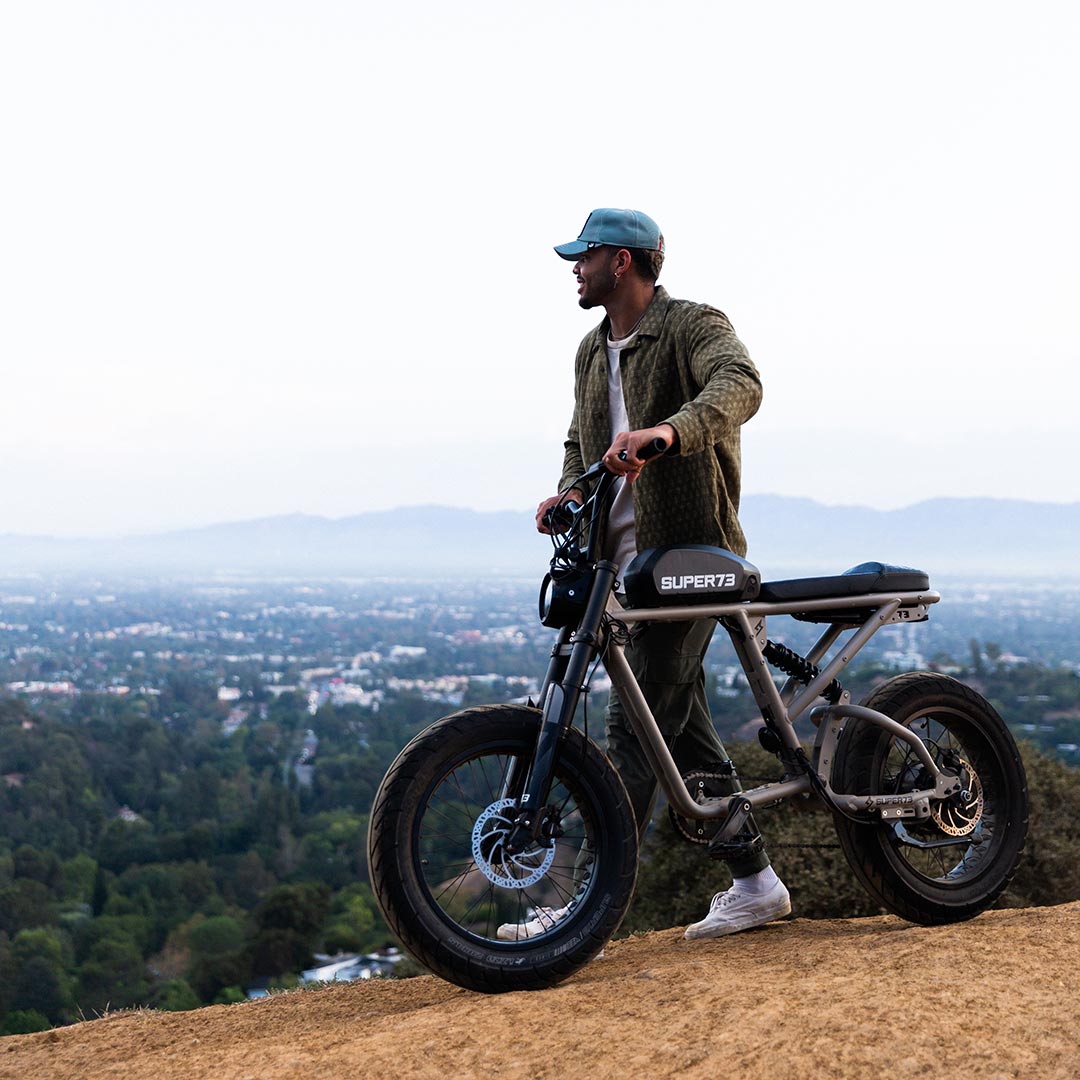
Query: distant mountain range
0 496 1076 579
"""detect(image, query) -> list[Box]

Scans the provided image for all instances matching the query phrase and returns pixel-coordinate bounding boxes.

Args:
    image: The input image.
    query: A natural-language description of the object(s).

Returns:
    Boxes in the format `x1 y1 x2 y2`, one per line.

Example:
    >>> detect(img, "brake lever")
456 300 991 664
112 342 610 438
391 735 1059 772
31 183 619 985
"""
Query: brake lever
541 499 582 533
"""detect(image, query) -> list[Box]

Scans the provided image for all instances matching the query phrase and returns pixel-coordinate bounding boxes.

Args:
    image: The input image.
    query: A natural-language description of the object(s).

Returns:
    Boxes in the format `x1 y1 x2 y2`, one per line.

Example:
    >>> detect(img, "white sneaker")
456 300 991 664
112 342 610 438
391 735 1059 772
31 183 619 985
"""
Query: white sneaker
496 905 569 941
683 880 791 940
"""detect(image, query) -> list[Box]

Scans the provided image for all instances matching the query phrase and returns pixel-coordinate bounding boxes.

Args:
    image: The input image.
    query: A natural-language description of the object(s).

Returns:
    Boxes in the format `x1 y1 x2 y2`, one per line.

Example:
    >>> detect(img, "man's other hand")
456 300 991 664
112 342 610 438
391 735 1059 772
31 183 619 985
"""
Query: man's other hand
535 490 584 534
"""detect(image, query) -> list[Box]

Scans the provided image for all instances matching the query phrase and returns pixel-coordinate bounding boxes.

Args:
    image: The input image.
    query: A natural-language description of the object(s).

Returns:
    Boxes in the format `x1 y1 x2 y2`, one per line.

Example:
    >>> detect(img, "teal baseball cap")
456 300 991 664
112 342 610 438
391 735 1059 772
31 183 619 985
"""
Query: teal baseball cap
554 208 664 260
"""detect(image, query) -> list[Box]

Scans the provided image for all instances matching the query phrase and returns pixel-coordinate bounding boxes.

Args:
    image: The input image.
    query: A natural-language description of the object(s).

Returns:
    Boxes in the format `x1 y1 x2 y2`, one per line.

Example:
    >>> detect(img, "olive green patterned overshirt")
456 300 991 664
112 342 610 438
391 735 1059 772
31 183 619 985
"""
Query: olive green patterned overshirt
558 285 762 557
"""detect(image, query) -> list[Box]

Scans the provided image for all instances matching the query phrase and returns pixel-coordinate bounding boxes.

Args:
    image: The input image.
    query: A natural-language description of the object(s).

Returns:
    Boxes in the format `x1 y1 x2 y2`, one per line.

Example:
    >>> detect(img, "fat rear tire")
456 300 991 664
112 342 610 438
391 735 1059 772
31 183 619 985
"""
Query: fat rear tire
368 704 637 992
833 672 1028 924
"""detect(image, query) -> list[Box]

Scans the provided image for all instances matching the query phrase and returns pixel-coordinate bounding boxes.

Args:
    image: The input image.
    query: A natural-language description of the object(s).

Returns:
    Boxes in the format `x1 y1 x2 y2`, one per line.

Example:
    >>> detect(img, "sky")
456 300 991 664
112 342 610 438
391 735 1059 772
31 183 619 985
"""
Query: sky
2 1 1078 537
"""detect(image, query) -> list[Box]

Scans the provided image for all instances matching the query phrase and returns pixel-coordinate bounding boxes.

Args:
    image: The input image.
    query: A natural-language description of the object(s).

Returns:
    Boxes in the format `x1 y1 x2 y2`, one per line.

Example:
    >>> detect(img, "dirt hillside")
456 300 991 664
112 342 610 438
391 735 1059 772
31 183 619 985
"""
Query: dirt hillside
5 902 1080 1080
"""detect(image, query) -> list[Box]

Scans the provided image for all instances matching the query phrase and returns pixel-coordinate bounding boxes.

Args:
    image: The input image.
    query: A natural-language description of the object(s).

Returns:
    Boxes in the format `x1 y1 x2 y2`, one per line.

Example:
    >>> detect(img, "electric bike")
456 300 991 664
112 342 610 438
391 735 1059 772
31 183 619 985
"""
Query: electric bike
367 443 1029 992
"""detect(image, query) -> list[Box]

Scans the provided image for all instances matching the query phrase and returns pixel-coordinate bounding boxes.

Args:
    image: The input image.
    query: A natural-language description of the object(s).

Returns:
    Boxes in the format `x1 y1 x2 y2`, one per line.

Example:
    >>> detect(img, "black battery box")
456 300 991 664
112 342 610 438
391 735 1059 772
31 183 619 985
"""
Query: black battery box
622 546 761 608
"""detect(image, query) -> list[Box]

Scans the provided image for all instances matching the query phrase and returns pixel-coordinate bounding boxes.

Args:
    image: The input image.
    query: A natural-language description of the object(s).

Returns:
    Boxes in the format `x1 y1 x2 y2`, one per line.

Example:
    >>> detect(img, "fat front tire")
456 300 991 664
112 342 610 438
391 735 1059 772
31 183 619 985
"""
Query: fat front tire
833 672 1028 924
367 704 638 992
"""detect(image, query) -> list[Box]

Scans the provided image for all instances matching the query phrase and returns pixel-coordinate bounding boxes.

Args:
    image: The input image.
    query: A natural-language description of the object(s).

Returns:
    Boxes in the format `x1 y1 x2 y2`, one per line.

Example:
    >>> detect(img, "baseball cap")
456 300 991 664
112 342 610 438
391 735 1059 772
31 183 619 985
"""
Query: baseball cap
554 208 664 260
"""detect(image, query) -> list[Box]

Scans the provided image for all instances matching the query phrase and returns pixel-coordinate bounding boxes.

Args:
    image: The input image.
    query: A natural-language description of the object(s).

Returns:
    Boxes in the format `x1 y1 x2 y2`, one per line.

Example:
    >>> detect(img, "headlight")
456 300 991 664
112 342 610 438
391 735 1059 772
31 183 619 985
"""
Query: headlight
538 568 593 628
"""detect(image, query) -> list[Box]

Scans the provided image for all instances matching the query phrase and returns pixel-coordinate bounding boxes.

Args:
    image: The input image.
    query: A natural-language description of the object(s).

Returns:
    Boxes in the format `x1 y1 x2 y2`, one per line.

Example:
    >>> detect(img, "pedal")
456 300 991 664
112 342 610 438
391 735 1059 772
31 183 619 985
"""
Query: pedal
707 833 766 861
703 795 764 862
714 794 753 842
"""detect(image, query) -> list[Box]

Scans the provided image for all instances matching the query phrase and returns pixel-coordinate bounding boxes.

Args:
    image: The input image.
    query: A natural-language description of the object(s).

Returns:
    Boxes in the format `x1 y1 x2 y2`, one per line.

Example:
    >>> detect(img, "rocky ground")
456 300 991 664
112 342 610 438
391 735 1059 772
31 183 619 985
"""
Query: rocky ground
5 902 1080 1080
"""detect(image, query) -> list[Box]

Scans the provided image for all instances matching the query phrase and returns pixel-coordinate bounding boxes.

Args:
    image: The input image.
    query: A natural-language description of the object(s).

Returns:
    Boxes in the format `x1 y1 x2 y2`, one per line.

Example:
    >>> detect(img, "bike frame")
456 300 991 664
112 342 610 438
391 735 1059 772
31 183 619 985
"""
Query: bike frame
515 466 963 852
609 591 960 826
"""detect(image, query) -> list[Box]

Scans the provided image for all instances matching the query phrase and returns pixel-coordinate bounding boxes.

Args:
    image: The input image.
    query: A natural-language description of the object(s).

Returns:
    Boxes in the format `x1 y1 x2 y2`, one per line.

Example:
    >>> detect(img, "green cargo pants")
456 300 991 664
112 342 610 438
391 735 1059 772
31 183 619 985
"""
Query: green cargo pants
604 614 771 878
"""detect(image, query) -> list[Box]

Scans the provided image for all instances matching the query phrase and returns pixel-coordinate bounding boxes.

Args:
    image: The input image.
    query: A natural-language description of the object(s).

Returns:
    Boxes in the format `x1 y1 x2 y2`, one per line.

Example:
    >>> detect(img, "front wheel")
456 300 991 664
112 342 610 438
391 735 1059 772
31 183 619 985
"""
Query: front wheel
367 704 638 992
833 672 1028 924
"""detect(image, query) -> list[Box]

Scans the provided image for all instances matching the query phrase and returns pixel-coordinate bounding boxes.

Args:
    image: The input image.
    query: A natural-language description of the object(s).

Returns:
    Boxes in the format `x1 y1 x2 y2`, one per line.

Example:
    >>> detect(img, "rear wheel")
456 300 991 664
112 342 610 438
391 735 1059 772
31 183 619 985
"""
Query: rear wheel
368 704 637 992
833 672 1028 924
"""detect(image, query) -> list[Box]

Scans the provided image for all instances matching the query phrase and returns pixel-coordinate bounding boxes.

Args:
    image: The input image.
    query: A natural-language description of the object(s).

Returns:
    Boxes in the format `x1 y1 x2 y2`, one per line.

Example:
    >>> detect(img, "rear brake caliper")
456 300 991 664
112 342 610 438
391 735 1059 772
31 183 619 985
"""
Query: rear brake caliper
930 756 984 837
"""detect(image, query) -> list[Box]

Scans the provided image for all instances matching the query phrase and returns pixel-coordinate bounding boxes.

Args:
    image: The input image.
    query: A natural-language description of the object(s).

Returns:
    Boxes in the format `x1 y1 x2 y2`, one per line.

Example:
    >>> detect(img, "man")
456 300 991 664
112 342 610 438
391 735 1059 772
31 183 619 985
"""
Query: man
511 208 789 941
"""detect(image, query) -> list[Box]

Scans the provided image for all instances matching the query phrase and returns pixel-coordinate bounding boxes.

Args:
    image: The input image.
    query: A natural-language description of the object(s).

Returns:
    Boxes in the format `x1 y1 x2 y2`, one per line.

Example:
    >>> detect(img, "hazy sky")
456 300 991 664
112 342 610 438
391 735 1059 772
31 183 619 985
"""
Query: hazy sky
3 2 1078 536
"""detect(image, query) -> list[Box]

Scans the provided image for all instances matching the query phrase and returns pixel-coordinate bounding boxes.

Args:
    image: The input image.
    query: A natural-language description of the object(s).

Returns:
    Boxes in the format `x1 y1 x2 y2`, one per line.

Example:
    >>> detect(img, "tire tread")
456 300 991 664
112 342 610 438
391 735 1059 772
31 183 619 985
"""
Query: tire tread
368 705 637 991
833 673 1028 924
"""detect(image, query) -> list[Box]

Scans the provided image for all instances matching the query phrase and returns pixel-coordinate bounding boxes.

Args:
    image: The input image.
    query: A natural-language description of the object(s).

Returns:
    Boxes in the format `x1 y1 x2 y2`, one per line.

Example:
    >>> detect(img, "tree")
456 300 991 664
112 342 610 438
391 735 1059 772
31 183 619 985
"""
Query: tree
75 934 149 1016
296 810 368 889
225 851 275 908
323 883 381 955
1 1009 52 1035
9 929 73 1025
0 879 56 935
248 883 330 977
969 639 985 675
150 978 201 1012
61 854 98 906
1001 743 1080 907
184 915 248 1002
12 845 63 894
0 931 12 1015
90 865 110 917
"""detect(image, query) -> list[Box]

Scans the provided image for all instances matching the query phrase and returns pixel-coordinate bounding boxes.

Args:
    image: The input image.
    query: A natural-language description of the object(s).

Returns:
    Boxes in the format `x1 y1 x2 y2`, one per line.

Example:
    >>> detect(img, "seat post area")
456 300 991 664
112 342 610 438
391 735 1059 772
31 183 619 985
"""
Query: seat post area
721 609 804 752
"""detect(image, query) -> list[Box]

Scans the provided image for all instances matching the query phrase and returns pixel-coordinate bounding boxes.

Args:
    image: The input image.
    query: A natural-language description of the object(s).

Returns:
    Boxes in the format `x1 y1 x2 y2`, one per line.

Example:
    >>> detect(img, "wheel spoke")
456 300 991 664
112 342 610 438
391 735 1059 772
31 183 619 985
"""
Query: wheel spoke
884 708 1004 881
415 737 607 944
832 675 1027 926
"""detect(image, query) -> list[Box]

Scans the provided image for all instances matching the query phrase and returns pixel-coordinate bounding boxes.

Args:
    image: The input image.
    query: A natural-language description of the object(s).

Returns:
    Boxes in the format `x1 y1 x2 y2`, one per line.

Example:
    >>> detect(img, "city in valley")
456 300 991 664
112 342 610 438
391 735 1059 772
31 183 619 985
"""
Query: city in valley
4 574 1080 757
1 572 1079 1034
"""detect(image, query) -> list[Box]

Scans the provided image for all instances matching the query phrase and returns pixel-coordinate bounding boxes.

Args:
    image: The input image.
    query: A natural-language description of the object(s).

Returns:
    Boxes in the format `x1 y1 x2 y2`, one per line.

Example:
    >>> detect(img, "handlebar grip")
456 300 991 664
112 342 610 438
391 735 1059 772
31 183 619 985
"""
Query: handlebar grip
542 499 581 532
617 436 669 464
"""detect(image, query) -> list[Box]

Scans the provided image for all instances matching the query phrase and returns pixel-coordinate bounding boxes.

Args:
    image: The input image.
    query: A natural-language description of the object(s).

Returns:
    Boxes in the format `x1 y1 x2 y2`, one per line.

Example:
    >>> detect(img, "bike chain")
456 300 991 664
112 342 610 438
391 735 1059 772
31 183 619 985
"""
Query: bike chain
740 781 842 851
673 768 843 850
769 841 842 849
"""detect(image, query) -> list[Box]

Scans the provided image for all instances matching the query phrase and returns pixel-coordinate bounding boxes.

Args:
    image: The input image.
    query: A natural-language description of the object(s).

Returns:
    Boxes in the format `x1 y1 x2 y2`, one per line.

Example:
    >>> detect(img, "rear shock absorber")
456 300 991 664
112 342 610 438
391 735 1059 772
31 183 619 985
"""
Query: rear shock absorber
763 640 845 704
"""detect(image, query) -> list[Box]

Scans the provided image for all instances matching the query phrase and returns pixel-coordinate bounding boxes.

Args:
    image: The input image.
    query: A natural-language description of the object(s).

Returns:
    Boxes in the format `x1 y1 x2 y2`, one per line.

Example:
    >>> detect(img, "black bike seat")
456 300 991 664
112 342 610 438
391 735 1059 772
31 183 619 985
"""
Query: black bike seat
759 561 930 605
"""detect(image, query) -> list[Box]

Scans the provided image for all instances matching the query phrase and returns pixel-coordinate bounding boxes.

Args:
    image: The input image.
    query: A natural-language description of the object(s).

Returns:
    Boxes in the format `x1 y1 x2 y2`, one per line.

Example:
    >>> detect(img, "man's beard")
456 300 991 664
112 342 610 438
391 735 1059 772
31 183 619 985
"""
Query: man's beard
578 274 618 310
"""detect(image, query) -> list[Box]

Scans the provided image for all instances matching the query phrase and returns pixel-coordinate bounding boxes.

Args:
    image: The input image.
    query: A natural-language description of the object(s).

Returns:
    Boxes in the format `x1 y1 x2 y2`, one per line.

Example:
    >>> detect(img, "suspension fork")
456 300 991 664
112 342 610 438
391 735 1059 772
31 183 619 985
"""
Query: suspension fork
505 559 619 852
503 625 574 802
537 625 574 705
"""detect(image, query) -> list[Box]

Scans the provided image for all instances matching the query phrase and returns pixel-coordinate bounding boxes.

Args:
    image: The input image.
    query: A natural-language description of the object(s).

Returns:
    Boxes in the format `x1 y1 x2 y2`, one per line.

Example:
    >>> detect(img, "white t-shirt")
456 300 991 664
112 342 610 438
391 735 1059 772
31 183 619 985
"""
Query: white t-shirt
606 329 638 582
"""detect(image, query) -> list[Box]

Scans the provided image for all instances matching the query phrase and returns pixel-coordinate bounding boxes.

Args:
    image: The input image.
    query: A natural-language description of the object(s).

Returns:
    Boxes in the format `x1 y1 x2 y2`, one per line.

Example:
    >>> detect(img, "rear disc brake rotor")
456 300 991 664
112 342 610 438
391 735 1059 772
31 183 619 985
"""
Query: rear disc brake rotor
930 757 984 837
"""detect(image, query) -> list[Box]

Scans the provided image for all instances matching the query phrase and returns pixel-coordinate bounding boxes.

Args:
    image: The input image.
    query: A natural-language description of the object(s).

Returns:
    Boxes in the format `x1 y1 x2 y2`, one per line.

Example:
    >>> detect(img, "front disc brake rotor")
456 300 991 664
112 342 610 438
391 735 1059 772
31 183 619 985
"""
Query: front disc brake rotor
471 798 556 887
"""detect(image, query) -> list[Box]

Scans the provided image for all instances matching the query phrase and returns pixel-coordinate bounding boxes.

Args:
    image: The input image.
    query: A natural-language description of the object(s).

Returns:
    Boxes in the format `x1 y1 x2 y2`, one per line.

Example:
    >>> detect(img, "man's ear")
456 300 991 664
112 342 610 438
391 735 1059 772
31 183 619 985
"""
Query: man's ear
612 248 633 276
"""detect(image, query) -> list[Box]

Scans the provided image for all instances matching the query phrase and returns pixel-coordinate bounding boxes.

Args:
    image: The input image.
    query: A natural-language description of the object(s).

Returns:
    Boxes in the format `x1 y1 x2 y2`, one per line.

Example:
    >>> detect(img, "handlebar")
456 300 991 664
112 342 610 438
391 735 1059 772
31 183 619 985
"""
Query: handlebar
544 436 669 530
617 436 668 464
576 435 670 486
543 436 670 546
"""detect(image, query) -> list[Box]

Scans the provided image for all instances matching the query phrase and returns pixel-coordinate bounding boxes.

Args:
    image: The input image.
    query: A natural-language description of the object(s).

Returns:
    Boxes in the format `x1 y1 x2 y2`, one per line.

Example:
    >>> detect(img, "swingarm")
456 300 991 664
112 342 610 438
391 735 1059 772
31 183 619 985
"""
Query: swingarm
810 703 963 820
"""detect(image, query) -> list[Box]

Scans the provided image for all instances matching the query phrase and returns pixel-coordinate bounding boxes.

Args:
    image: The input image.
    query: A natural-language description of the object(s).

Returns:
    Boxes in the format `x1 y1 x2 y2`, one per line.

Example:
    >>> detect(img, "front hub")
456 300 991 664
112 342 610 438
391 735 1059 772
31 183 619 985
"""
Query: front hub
471 798 555 888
